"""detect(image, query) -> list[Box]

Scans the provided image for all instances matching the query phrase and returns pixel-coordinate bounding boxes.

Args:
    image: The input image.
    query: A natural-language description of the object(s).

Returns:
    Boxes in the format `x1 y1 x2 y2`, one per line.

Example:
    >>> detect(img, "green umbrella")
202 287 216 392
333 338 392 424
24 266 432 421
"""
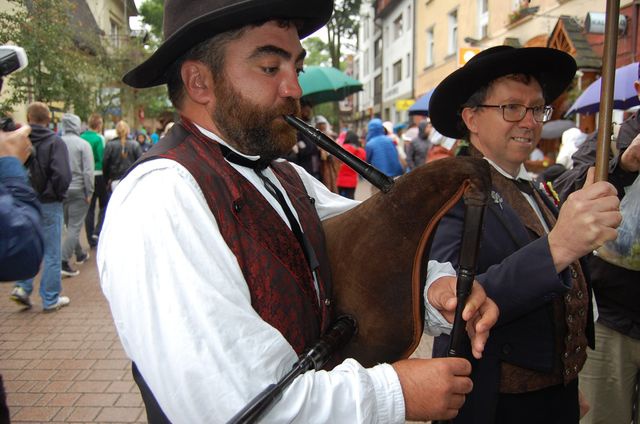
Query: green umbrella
298 66 363 105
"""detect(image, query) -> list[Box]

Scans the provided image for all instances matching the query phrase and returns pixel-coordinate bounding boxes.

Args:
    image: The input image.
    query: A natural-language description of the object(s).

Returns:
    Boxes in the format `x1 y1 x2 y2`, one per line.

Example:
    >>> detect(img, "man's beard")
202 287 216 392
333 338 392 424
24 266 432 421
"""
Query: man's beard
213 76 300 165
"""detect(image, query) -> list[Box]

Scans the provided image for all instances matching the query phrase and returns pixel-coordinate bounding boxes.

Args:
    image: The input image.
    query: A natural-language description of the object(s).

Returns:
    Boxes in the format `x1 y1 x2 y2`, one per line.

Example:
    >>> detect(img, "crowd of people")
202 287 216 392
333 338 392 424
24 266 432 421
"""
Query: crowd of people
1 0 640 422
4 102 161 308
285 109 459 199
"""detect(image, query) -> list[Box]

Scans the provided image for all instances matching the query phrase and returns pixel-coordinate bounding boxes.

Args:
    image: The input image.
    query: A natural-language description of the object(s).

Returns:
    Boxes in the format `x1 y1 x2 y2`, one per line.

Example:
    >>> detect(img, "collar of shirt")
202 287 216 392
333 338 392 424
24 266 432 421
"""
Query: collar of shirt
482 157 531 182
194 123 262 162
482 157 550 232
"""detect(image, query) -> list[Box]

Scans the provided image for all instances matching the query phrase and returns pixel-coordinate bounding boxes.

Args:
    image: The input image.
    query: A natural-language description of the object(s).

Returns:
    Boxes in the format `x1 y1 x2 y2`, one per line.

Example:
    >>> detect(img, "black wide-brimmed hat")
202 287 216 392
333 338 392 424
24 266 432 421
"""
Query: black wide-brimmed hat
429 46 577 139
123 0 334 88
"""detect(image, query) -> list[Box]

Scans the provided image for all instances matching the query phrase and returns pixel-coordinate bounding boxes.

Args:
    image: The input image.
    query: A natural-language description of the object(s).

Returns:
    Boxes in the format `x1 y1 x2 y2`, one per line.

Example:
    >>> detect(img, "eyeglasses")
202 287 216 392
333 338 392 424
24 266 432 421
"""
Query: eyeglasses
475 104 553 123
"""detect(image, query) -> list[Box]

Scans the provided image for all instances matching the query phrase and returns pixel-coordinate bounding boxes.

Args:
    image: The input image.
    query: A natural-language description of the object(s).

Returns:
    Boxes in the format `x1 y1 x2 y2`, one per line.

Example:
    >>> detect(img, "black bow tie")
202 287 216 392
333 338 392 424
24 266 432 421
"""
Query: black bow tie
218 143 270 171
511 178 535 196
218 142 320 274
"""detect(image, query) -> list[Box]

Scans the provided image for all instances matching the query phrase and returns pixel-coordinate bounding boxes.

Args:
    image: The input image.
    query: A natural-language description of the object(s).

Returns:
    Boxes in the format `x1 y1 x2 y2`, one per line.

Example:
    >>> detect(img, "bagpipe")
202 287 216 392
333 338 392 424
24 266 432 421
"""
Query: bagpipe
228 115 491 423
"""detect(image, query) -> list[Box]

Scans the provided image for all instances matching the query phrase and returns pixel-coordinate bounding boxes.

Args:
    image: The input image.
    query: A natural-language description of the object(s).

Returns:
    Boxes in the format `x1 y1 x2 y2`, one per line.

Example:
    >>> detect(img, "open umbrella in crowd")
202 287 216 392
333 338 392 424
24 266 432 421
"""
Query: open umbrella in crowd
298 66 363 105
566 62 640 116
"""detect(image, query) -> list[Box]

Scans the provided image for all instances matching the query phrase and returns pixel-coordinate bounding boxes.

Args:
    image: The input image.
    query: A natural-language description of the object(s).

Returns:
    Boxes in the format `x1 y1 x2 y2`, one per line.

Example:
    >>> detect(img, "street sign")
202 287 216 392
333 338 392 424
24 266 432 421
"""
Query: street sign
395 99 415 111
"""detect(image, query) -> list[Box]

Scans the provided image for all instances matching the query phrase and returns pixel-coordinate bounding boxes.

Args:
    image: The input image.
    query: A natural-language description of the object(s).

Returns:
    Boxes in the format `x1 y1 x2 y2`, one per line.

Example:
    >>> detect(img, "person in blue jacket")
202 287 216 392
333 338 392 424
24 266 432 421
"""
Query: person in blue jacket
0 124 43 281
365 118 404 179
0 123 44 423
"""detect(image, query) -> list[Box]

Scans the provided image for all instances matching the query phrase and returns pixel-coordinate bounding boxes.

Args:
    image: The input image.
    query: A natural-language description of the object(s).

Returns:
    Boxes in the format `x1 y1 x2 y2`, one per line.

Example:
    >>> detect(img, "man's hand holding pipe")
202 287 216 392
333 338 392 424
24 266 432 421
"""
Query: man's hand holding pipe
427 277 499 359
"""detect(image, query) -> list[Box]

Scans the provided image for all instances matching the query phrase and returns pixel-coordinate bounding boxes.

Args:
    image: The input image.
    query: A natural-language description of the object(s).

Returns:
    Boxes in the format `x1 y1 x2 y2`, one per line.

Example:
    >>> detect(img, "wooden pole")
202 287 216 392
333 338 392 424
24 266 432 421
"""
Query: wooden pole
594 0 621 182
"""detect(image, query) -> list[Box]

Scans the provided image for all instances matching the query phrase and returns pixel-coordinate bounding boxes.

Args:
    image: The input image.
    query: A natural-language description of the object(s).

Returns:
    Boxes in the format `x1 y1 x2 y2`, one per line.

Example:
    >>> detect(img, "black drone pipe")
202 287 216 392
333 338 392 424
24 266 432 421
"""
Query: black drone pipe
227 316 357 424
283 115 395 193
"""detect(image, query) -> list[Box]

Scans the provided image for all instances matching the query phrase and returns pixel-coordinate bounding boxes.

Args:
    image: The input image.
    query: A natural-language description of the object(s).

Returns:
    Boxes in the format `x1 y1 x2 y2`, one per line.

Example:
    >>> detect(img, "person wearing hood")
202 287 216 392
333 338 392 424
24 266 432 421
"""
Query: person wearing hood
135 130 152 153
365 118 404 186
383 120 407 171
406 119 433 170
11 102 72 312
60 113 94 277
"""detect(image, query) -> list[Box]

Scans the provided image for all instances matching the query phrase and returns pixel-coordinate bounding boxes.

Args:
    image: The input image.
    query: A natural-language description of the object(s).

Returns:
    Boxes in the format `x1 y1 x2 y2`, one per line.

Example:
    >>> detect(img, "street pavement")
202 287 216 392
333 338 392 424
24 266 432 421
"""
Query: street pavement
0 177 432 423
0 252 146 423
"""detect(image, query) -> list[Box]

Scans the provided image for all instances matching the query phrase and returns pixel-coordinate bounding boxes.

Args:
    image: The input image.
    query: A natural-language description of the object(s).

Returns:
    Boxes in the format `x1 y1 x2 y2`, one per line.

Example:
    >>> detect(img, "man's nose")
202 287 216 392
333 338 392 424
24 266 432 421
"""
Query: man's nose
280 70 303 99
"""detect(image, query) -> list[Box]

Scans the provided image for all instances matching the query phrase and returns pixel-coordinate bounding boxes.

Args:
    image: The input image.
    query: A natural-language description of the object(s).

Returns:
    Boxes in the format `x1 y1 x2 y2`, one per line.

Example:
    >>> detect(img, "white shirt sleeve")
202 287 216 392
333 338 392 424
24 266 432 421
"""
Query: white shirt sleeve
423 261 457 336
98 159 405 424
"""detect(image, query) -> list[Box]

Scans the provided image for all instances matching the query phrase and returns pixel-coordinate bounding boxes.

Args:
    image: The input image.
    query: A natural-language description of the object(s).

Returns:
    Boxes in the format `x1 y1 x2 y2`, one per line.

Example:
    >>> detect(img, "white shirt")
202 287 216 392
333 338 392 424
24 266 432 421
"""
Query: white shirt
98 127 455 423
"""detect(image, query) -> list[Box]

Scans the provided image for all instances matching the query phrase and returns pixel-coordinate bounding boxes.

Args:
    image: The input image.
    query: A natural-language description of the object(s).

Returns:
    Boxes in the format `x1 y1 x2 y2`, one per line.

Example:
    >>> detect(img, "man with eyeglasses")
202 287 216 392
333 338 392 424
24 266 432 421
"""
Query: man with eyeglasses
424 46 622 423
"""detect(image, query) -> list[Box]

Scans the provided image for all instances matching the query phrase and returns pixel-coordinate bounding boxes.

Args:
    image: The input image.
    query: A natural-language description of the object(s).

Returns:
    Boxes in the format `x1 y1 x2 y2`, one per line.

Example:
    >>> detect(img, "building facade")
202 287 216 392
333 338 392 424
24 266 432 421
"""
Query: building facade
379 0 415 125
414 0 607 101
354 1 383 130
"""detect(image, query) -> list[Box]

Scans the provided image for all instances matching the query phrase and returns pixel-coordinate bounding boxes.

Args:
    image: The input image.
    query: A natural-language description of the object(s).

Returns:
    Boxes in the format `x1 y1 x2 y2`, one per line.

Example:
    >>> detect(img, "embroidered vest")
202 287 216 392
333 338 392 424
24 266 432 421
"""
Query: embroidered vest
490 167 589 393
136 119 333 354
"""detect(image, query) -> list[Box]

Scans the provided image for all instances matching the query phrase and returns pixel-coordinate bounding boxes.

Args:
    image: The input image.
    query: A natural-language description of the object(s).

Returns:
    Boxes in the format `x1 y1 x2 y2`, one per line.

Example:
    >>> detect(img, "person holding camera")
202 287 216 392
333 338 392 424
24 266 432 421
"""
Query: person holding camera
0 123 44 422
0 124 43 281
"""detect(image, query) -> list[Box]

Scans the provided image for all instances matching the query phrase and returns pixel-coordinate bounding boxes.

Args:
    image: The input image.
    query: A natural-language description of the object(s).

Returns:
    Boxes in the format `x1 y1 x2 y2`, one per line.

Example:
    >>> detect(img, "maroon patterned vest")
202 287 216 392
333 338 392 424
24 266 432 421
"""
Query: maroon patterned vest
136 119 333 354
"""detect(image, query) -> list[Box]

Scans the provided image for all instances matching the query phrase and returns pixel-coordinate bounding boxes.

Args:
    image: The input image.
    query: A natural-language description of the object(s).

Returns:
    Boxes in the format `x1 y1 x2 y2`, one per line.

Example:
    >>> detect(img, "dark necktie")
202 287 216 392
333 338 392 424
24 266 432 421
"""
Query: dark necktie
512 178 535 196
218 144 320 274
511 177 554 229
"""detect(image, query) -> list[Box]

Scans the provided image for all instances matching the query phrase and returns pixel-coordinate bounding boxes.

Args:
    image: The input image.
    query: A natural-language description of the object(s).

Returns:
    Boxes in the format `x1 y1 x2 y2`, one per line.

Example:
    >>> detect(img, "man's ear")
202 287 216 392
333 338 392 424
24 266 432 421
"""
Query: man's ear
461 107 477 134
181 60 213 105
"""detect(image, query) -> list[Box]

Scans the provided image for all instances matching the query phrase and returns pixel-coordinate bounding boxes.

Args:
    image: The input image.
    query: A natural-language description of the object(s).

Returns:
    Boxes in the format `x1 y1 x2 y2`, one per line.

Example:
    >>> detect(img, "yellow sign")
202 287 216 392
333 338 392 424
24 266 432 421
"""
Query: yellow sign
458 47 482 67
395 99 415 111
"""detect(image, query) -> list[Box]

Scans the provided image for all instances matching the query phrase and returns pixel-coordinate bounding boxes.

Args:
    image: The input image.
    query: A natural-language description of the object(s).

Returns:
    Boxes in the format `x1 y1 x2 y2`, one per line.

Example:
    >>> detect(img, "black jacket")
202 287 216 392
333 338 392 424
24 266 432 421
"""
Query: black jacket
29 124 71 203
554 113 640 339
103 138 143 182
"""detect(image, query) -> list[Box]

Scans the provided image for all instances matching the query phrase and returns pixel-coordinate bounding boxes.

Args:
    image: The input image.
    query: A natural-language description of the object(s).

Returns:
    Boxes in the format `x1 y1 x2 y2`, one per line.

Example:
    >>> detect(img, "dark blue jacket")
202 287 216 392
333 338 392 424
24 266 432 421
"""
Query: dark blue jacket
430 177 593 423
29 124 71 202
0 156 43 281
365 119 403 177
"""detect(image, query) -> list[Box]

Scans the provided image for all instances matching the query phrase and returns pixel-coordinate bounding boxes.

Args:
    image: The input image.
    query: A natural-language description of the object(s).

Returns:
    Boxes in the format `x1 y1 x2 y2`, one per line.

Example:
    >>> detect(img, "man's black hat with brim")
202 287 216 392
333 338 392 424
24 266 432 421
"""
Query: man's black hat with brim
429 46 577 139
123 0 334 88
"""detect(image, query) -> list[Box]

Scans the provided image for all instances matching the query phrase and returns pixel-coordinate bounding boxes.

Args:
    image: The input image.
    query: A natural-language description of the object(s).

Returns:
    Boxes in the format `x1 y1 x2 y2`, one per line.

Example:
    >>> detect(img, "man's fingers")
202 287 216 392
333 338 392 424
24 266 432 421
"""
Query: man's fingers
14 124 32 138
578 181 618 201
584 166 595 187
451 374 473 394
445 357 472 376
427 276 458 314
447 393 466 410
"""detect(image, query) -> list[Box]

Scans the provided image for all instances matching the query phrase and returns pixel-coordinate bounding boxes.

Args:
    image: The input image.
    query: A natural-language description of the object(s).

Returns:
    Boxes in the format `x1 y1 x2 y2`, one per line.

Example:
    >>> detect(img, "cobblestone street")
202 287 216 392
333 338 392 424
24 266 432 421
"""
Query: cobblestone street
0 252 146 423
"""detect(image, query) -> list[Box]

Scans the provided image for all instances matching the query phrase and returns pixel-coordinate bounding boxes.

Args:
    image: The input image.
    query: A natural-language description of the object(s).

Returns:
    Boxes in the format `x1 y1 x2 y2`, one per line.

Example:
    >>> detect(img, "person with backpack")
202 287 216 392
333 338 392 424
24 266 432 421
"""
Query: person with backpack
11 102 71 312
0 124 43 281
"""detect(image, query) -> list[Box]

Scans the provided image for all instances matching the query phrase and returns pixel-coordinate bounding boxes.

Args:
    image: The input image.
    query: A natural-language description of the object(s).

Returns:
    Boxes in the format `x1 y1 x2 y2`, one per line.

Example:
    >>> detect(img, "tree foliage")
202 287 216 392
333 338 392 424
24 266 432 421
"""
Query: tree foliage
326 0 362 68
0 0 109 118
302 37 331 67
139 0 164 42
98 36 172 127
